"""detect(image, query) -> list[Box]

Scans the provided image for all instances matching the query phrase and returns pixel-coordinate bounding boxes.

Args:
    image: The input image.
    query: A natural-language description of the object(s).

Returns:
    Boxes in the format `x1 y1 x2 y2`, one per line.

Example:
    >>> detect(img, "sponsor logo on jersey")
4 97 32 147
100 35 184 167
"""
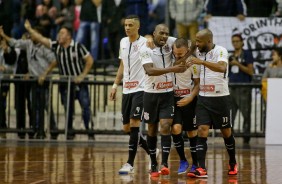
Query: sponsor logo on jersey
156 81 173 90
124 81 139 89
174 89 190 96
200 85 215 92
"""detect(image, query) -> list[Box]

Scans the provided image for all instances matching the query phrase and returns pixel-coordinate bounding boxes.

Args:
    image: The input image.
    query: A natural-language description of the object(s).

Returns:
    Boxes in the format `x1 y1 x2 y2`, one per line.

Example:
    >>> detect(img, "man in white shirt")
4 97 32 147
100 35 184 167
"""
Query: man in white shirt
171 38 200 175
188 29 238 178
109 15 151 175
140 24 187 177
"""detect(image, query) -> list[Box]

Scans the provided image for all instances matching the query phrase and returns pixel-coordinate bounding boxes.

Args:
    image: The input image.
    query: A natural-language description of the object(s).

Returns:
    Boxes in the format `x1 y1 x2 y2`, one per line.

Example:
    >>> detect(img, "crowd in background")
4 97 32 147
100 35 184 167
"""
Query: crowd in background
0 0 281 61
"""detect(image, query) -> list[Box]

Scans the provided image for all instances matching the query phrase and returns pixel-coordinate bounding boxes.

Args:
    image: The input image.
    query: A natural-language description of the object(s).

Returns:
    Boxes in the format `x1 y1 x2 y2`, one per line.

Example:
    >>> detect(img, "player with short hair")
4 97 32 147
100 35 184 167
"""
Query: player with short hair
188 29 238 178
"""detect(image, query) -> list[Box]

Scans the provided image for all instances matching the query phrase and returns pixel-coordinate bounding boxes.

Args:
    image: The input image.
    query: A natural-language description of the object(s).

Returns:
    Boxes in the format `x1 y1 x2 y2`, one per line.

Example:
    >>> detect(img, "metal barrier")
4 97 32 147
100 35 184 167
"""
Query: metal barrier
0 75 265 140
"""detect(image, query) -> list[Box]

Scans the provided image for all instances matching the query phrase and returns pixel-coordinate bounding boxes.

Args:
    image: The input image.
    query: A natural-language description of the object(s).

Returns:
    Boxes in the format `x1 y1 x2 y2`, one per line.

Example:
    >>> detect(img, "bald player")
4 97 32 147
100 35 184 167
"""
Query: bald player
110 15 152 175
187 29 238 178
140 24 187 177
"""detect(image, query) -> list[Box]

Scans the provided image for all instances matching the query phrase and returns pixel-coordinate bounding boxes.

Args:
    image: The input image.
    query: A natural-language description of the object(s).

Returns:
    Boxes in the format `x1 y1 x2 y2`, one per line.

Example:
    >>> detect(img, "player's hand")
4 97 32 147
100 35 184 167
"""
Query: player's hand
189 56 204 65
176 96 193 107
172 64 187 73
109 88 117 101
145 35 155 49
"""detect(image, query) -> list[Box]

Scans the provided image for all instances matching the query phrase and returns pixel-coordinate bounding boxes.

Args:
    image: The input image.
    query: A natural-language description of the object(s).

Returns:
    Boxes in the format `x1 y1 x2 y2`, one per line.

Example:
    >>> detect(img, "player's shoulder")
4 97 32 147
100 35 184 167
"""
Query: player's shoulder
214 45 228 53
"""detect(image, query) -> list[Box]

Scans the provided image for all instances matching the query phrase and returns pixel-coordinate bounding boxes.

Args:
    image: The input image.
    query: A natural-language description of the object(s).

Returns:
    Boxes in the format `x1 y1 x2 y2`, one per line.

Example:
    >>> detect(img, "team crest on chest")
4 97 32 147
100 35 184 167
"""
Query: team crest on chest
164 44 170 53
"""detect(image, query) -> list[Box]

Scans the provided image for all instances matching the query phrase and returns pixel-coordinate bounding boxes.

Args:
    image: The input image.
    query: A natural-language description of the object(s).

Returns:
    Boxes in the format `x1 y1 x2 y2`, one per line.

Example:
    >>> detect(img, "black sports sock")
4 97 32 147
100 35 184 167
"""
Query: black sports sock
139 133 150 154
189 135 198 166
147 135 158 165
172 133 187 161
224 134 237 164
127 127 139 166
196 137 207 169
161 135 171 167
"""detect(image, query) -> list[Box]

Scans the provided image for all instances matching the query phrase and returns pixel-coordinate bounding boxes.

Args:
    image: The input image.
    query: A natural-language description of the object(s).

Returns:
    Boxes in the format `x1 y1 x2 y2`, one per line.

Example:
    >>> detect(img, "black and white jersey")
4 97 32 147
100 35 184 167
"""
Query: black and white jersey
196 45 229 97
174 64 200 97
119 36 146 94
50 40 89 76
140 37 176 93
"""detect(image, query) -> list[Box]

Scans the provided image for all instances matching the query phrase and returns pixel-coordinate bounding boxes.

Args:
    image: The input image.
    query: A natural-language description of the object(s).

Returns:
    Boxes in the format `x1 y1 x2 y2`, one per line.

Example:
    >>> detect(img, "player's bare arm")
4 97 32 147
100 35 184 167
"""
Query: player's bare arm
143 63 186 76
110 60 124 101
177 78 200 107
190 56 227 73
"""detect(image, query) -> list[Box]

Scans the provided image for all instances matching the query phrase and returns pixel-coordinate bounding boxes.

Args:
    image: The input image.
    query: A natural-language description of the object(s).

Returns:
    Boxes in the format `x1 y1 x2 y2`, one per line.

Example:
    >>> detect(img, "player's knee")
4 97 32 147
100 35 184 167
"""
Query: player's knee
160 123 171 135
171 124 182 135
221 128 232 138
197 125 209 137
187 130 197 138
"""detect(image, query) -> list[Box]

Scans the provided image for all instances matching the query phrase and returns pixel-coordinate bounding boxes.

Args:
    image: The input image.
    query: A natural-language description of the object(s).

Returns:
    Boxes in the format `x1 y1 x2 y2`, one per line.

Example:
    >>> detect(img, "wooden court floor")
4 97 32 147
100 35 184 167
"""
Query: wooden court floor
0 138 281 184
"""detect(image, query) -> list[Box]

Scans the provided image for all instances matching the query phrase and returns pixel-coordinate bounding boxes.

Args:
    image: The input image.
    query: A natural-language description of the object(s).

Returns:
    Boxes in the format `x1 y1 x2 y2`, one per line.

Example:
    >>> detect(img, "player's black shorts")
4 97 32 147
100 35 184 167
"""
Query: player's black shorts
143 91 174 124
196 95 232 129
122 91 144 124
173 96 197 131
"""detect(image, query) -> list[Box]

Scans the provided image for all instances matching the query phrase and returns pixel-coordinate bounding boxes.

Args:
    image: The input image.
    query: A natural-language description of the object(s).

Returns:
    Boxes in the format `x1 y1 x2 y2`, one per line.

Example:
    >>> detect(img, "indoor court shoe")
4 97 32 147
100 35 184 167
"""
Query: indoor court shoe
194 167 208 178
178 160 189 174
228 163 238 175
187 164 198 177
160 165 170 175
118 163 134 174
150 164 159 177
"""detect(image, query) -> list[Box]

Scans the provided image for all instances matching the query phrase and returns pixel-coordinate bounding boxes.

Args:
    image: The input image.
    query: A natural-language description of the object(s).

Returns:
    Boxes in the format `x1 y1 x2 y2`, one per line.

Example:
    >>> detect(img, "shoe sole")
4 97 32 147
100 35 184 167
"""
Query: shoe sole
160 169 170 175
150 172 159 177
187 172 196 178
178 170 187 175
195 174 208 178
119 171 134 175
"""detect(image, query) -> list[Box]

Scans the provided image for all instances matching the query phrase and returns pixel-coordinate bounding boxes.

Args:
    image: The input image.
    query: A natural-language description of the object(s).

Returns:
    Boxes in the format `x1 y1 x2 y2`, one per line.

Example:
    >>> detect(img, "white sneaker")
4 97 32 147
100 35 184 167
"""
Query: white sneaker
119 163 134 174
148 148 160 172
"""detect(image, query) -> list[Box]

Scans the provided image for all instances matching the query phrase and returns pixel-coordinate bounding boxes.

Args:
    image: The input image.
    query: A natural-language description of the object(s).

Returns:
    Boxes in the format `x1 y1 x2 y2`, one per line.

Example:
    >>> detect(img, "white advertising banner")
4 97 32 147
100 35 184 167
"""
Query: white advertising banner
208 17 282 73
265 79 282 145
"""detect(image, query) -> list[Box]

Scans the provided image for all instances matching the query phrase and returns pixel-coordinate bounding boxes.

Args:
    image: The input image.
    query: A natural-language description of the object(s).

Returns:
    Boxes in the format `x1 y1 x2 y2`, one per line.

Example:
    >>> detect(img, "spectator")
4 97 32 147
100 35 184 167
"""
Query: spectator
261 47 282 101
204 0 247 21
0 26 59 139
24 20 94 140
73 0 83 38
148 0 166 34
102 0 125 59
169 0 203 40
229 34 254 144
0 0 13 36
0 37 18 138
245 0 277 17
275 0 282 16
76 0 101 60
124 0 149 35
55 0 75 29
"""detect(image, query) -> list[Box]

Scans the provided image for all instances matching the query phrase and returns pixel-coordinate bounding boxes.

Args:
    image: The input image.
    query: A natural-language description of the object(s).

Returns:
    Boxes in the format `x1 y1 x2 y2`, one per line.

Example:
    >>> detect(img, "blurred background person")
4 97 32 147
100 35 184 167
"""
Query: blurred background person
0 37 18 138
169 0 203 40
228 34 254 144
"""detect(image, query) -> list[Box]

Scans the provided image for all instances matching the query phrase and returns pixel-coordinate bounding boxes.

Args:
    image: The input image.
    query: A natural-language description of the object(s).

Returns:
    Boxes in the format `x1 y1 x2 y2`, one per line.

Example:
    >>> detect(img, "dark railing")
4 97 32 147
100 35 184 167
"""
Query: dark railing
0 75 265 140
